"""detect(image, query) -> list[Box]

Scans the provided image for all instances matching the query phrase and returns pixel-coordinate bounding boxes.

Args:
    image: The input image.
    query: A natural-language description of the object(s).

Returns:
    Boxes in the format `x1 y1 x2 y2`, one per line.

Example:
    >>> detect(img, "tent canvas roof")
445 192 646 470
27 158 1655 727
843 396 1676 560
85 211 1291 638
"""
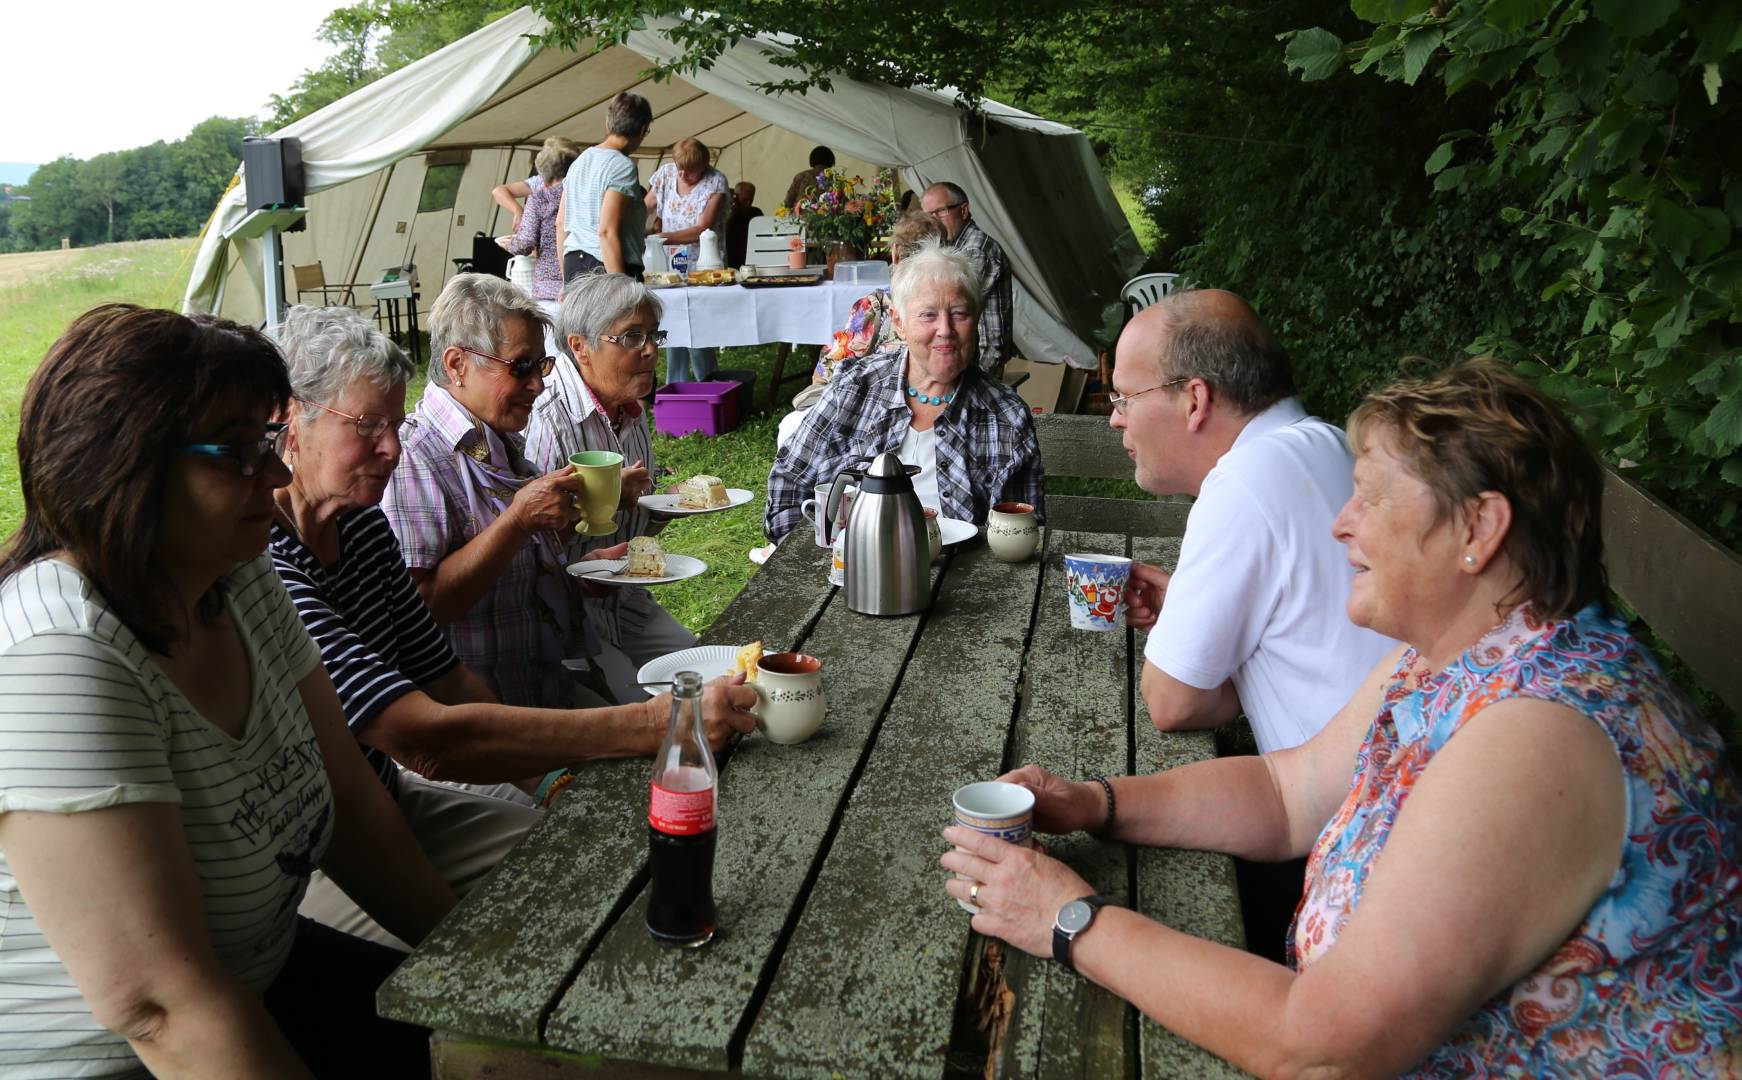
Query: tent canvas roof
184 7 1144 367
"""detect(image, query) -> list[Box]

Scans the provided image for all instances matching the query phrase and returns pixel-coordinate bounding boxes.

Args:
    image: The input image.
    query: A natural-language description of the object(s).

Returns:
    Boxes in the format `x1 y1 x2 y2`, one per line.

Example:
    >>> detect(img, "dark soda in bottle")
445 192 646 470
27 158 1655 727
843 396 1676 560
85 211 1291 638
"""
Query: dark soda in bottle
647 670 718 946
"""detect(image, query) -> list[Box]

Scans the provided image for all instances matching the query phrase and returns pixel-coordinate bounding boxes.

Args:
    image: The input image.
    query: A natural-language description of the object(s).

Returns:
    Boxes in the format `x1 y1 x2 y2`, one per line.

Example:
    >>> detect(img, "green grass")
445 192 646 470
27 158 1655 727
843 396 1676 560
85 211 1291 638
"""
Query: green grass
0 239 202 534
1110 175 1158 255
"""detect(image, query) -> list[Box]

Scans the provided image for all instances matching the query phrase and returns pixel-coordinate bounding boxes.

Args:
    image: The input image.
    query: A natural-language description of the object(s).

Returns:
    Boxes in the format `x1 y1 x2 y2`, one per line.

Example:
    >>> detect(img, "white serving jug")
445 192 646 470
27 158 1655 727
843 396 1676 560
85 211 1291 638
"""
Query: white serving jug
696 228 724 270
642 233 669 272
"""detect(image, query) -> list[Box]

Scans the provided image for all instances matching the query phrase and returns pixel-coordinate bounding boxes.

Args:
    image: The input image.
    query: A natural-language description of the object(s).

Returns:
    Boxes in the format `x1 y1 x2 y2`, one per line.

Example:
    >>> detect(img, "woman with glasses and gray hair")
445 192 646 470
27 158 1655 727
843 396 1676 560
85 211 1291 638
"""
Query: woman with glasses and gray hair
557 91 654 280
764 239 1045 545
272 304 753 948
526 273 699 703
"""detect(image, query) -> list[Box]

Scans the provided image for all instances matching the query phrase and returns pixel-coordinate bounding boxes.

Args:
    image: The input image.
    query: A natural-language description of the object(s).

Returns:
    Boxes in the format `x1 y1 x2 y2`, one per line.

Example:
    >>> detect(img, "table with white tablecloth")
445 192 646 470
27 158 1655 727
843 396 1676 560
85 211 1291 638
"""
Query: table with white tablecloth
654 281 872 349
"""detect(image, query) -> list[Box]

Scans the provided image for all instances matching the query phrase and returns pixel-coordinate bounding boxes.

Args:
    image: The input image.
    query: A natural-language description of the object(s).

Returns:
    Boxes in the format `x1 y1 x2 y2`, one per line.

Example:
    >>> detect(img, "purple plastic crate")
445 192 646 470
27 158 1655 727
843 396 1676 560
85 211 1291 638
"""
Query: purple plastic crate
654 380 741 436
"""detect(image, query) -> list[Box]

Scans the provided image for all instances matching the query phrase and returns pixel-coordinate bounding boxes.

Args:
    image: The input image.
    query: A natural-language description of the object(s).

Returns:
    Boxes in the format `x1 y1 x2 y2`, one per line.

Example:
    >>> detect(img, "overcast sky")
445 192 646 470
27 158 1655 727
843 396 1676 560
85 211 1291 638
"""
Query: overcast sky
1 0 341 163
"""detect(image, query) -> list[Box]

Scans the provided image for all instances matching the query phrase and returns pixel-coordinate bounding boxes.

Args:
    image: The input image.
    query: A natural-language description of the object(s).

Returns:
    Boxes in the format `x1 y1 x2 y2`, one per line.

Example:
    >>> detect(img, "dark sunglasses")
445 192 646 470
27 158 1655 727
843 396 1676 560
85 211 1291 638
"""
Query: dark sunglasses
460 345 557 380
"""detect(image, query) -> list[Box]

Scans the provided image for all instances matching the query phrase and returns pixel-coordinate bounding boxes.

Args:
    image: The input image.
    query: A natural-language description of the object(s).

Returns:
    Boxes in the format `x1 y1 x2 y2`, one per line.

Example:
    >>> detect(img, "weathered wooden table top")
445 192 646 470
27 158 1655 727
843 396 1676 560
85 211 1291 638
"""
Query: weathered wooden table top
379 525 1248 1079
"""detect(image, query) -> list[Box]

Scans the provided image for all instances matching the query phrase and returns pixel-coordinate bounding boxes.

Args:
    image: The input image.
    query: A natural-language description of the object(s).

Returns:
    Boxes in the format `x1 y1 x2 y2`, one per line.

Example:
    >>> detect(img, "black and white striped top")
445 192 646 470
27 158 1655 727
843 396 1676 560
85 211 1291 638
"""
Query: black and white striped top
0 555 329 1077
269 507 459 790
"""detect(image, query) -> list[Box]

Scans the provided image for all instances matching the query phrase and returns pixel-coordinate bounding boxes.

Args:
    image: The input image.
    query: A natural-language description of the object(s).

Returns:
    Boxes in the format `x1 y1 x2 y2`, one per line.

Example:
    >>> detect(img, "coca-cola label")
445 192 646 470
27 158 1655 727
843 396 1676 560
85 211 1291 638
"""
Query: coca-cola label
650 781 715 835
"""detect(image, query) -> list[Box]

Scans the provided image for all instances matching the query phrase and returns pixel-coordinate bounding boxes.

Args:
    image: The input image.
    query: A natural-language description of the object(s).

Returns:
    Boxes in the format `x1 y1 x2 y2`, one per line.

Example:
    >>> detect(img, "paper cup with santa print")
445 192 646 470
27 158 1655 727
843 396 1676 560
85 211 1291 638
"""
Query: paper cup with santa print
1064 553 1132 631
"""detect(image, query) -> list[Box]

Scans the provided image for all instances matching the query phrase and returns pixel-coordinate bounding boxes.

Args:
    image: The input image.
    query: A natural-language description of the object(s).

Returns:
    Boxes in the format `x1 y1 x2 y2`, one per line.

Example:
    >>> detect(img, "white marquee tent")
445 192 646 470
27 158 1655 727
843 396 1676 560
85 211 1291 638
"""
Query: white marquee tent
183 7 1144 368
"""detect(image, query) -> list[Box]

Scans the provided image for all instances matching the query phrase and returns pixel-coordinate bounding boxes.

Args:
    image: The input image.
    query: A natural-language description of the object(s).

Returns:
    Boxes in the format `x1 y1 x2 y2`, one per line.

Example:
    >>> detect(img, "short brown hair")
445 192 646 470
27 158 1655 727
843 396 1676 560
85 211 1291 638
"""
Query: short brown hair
672 138 710 173
0 304 292 652
1348 358 1608 618
889 211 944 260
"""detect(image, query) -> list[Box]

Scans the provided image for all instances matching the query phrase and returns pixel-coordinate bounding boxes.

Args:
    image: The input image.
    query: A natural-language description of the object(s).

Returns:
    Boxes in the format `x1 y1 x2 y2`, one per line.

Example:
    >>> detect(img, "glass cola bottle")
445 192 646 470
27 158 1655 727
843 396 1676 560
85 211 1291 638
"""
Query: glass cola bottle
646 670 719 946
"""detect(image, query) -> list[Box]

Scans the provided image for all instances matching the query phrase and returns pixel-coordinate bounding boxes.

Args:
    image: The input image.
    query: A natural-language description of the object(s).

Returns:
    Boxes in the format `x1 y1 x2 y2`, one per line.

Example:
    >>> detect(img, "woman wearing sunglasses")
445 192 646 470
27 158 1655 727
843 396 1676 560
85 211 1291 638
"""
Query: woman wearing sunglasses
274 304 754 947
0 304 454 1076
383 274 617 712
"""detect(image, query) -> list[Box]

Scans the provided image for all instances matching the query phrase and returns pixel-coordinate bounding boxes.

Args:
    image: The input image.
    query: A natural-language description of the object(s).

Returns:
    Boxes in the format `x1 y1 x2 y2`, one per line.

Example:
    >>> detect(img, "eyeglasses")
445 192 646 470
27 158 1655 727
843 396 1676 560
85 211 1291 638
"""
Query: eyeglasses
460 345 556 380
1108 376 1190 415
180 422 289 477
297 399 399 442
926 202 966 220
601 329 669 350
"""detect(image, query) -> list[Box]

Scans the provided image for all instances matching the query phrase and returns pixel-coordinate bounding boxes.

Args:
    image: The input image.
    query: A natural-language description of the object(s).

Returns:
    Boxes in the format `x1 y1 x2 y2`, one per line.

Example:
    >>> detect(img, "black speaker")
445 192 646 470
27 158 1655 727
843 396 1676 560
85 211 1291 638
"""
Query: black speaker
242 137 305 211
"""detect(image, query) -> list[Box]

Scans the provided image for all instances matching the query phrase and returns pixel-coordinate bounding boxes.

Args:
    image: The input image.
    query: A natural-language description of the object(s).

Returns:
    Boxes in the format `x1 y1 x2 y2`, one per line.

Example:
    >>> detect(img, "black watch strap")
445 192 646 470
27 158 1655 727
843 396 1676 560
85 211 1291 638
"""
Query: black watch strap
1051 894 1113 972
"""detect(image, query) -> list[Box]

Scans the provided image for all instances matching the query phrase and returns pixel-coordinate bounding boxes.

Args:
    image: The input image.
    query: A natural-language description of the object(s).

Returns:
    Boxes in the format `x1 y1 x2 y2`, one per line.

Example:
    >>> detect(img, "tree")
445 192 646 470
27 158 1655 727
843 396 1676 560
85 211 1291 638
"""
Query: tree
1286 1 1742 538
267 0 514 128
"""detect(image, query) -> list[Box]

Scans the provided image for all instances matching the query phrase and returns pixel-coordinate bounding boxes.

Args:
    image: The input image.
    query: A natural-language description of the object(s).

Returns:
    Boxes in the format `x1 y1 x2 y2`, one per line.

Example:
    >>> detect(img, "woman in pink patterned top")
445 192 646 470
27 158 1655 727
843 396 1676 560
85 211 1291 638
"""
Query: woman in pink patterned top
942 360 1742 1075
501 141 580 310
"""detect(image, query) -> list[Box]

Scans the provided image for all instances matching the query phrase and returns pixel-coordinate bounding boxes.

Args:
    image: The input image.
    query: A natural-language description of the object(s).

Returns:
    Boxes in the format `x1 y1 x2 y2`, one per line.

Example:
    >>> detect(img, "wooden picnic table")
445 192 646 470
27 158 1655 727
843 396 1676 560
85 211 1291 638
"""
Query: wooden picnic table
378 521 1249 1078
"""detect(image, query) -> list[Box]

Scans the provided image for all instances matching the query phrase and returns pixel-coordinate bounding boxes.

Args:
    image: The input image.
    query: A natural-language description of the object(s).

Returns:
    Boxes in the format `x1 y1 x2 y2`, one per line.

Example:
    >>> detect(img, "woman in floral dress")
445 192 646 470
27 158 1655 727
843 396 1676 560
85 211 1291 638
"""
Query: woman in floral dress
945 359 1742 1075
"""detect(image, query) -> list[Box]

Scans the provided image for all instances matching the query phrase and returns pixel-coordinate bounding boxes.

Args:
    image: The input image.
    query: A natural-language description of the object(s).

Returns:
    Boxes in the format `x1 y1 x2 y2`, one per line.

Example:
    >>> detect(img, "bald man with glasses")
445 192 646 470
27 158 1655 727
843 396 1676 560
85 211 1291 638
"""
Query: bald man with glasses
921 182 1013 375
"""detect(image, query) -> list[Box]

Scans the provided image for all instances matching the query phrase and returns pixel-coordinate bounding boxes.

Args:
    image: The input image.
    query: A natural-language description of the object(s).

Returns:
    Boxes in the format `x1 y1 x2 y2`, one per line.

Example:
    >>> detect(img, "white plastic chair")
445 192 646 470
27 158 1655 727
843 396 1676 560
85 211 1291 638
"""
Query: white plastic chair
1121 272 1180 313
746 216 804 266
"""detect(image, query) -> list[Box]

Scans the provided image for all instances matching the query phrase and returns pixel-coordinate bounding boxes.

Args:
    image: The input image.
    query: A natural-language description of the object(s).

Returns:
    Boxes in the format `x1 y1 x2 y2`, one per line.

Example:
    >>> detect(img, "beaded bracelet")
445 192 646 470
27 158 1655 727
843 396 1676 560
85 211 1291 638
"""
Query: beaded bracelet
1087 775 1116 836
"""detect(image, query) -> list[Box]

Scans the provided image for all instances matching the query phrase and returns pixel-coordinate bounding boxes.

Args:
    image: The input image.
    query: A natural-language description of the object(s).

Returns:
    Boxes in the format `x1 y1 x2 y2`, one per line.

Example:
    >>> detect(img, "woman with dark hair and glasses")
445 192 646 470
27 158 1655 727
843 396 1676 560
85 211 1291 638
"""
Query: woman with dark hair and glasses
0 304 455 1077
273 305 753 947
383 275 612 712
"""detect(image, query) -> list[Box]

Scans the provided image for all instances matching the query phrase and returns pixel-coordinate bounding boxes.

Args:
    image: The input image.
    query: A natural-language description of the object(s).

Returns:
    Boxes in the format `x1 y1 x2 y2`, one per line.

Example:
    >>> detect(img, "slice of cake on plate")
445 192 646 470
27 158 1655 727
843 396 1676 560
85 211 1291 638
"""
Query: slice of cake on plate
624 536 667 578
678 474 731 509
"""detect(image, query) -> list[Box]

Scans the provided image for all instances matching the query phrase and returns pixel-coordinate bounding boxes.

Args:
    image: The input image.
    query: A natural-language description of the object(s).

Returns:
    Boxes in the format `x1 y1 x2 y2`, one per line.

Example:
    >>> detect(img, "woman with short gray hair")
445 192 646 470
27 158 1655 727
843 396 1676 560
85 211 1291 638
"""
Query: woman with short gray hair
557 91 654 279
526 273 698 703
274 301 755 947
383 273 595 707
764 239 1044 543
501 139 582 318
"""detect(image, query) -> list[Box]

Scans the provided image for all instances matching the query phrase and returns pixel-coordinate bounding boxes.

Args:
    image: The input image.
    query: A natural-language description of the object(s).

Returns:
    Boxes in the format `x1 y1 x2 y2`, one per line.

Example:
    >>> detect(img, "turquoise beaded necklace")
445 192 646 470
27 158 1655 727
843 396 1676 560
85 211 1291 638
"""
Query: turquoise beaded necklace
906 384 956 406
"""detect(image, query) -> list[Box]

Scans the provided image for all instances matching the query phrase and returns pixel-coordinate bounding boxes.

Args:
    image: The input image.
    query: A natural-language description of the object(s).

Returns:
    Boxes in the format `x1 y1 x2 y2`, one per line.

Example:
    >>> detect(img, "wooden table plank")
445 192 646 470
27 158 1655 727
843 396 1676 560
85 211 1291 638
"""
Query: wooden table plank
741 546 1043 1078
1128 535 1250 1079
992 529 1137 1080
377 534 834 1040
543 551 942 1070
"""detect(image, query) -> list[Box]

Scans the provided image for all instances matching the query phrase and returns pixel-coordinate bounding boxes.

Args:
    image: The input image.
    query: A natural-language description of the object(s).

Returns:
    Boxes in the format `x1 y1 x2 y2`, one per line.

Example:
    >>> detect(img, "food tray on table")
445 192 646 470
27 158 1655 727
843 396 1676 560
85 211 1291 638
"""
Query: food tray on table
739 266 825 288
643 271 685 289
685 268 738 286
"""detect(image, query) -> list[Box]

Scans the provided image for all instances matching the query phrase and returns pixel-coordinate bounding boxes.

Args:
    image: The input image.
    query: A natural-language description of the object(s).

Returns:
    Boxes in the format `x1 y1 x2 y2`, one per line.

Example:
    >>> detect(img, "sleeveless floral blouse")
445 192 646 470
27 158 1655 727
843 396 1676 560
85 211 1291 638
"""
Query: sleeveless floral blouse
1289 602 1742 1075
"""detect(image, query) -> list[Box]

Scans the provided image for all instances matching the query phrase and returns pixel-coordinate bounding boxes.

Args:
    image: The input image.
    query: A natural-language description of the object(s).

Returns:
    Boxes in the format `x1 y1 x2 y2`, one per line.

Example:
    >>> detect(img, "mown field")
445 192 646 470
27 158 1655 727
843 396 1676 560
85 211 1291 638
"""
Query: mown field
0 239 794 632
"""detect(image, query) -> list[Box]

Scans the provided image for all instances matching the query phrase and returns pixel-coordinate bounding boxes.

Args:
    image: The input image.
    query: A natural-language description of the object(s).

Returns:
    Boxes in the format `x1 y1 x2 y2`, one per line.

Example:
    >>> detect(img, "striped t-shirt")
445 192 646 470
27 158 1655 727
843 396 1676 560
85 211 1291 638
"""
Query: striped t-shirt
0 555 329 1077
269 507 459 791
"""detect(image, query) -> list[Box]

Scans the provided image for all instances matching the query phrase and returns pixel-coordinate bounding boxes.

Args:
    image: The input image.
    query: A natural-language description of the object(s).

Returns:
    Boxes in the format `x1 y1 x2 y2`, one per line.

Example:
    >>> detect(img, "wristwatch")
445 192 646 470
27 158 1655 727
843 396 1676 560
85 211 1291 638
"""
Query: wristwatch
1051 894 1113 972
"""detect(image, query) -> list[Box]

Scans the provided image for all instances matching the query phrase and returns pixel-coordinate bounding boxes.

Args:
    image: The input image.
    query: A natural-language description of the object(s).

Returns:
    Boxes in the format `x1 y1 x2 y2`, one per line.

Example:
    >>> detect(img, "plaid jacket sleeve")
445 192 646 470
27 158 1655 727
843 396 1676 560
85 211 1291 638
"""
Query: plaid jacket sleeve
764 358 901 542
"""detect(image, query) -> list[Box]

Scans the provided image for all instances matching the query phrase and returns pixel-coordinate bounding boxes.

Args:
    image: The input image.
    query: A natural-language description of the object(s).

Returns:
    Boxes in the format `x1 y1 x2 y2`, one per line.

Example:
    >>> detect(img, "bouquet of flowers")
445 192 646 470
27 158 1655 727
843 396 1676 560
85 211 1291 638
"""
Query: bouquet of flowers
776 167 902 251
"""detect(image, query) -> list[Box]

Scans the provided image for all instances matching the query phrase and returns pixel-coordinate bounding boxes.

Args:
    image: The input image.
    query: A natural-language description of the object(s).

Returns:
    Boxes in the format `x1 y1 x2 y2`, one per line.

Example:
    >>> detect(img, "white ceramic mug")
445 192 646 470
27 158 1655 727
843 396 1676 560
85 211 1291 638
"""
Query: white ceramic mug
951 781 1035 913
986 501 1040 562
799 483 837 548
752 652 826 745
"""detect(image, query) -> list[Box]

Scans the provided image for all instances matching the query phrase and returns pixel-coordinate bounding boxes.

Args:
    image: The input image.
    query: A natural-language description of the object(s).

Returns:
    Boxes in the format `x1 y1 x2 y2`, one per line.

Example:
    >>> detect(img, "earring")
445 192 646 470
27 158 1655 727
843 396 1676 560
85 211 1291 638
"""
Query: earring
1463 554 1477 567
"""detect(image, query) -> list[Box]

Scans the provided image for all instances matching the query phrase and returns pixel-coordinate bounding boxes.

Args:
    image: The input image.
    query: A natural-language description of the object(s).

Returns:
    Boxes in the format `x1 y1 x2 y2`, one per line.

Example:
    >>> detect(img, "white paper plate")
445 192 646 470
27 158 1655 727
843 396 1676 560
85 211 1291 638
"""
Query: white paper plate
567 553 707 586
936 516 977 546
637 644 769 688
639 488 755 516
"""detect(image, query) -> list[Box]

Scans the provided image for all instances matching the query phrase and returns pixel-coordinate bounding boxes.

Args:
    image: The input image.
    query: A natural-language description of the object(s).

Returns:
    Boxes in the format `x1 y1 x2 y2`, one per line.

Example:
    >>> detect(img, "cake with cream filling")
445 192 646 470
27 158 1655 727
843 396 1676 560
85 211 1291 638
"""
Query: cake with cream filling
624 536 667 578
678 474 731 509
732 641 763 682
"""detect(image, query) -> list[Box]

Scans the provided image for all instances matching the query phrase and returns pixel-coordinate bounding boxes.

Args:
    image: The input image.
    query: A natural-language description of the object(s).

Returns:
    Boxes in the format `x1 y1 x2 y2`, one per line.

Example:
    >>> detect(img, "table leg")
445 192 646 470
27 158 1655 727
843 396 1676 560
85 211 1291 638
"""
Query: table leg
768 342 792 407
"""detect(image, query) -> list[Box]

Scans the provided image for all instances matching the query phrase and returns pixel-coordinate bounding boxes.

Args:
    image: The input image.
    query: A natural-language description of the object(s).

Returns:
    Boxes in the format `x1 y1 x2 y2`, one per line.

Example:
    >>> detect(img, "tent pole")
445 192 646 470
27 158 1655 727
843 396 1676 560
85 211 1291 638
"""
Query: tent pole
262 226 286 334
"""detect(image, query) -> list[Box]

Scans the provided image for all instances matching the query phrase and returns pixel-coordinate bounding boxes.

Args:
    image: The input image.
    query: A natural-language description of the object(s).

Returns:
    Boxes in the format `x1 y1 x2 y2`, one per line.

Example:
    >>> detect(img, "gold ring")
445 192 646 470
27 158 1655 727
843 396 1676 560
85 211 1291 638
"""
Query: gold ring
969 883 981 905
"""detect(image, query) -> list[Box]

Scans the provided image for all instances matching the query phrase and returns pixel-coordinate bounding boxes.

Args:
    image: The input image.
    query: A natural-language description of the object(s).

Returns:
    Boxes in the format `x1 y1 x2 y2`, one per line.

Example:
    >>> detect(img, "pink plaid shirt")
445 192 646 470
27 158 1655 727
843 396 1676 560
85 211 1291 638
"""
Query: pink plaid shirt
381 387 586 707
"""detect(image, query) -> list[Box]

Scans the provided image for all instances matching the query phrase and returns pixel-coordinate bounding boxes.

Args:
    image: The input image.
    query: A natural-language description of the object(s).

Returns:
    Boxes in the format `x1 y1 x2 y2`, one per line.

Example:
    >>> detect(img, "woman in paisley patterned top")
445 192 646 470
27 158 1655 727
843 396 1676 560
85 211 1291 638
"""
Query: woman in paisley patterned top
943 359 1742 1076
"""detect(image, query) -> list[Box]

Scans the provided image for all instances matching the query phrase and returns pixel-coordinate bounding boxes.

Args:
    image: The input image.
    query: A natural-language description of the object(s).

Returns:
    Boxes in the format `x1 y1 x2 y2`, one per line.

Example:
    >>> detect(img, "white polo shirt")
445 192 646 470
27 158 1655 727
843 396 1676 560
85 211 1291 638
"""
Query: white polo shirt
1143 397 1395 753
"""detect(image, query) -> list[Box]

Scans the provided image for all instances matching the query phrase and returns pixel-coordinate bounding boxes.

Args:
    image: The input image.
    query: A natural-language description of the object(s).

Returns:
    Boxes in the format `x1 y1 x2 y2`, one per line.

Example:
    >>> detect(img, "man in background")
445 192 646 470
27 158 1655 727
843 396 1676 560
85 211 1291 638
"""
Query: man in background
725 181 763 268
784 146 836 210
920 181 1012 374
